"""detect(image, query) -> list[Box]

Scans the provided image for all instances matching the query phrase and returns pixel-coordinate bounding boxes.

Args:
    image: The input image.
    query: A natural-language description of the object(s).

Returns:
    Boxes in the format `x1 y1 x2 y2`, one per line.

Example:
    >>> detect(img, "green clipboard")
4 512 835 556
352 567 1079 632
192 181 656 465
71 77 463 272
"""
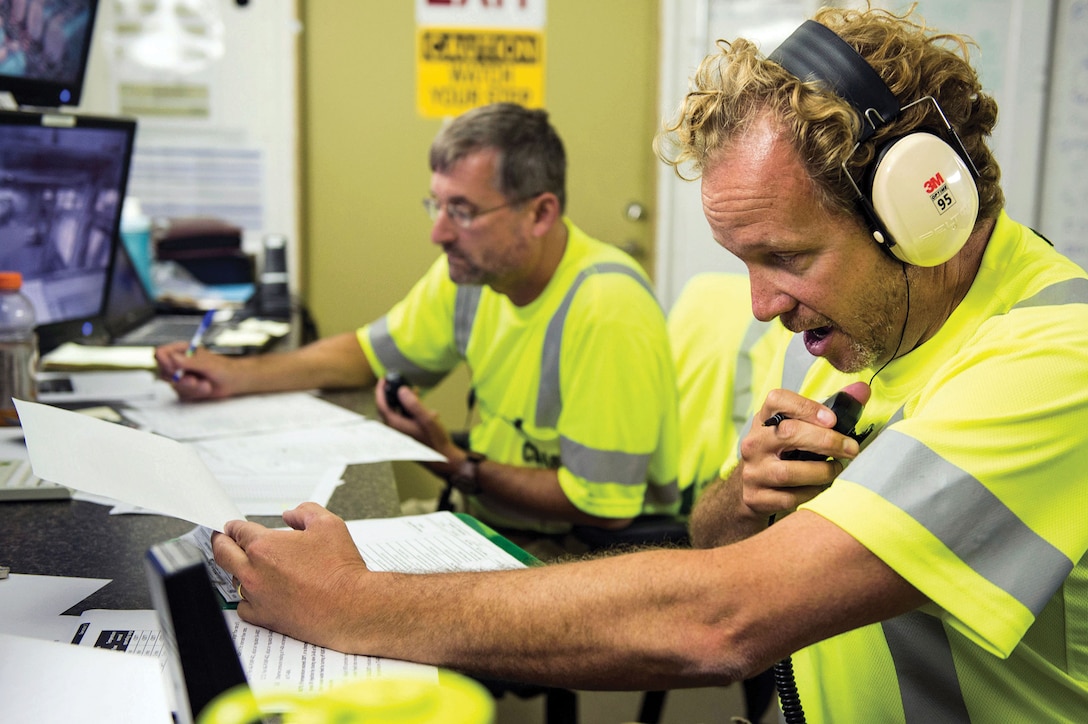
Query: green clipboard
219 512 541 608
453 512 541 567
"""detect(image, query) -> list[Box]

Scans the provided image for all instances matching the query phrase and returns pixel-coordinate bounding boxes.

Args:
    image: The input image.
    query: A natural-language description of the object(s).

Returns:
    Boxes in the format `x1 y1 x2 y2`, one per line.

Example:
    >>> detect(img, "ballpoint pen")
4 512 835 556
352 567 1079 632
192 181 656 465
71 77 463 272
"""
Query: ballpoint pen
173 309 217 382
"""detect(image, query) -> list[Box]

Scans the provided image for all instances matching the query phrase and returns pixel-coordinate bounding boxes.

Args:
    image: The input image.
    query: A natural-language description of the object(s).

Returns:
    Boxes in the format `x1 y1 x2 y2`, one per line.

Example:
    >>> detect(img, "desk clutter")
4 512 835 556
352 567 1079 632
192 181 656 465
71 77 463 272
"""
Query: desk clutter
0 388 524 721
0 110 301 356
154 216 252 288
1 510 522 724
39 316 292 372
0 458 69 502
144 217 296 323
12 391 444 519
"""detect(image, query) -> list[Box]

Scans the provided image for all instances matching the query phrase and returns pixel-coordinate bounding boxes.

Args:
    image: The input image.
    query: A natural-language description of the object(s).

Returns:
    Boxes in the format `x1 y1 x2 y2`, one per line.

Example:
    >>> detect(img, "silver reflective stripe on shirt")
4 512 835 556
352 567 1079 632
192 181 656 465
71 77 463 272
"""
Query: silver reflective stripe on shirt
849 429 1072 614
534 263 673 495
368 317 448 387
882 612 971 722
1012 276 1088 309
536 263 656 427
454 284 483 356
561 435 657 489
725 320 774 468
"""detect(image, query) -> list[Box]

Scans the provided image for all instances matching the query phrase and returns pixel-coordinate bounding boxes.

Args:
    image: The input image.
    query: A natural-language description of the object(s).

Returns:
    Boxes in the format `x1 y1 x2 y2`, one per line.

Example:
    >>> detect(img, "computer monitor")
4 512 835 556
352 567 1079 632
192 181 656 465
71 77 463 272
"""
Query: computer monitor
0 0 99 108
0 108 137 352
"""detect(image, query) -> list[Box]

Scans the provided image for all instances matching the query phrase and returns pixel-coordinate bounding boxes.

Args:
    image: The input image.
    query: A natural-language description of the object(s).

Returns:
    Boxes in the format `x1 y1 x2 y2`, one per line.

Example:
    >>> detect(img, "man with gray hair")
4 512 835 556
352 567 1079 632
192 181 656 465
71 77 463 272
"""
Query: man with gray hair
158 102 681 542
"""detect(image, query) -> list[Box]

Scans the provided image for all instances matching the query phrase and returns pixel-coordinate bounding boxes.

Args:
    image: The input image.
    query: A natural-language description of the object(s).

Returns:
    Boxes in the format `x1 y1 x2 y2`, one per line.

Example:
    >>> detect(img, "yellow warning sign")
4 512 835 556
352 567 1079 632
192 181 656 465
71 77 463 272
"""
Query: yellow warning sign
417 27 545 118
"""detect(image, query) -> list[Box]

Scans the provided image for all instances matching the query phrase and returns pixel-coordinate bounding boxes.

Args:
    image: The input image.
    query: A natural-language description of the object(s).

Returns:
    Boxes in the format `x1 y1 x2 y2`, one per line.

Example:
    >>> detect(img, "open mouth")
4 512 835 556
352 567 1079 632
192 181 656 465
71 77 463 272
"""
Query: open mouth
803 326 834 356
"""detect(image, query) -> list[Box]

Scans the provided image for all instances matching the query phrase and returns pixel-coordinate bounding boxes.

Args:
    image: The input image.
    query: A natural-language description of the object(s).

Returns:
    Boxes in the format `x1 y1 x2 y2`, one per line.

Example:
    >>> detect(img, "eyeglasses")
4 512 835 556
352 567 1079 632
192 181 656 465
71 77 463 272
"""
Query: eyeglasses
422 194 539 229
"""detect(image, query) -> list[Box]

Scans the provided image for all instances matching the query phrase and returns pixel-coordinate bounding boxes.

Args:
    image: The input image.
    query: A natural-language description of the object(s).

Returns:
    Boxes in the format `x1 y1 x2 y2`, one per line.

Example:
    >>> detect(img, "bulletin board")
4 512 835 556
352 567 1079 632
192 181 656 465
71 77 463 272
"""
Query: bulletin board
78 0 301 288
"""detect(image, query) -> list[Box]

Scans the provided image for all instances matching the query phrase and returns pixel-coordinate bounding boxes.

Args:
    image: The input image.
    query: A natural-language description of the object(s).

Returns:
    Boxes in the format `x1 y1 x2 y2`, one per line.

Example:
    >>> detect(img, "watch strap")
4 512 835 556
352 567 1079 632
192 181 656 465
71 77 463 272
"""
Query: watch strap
449 451 486 495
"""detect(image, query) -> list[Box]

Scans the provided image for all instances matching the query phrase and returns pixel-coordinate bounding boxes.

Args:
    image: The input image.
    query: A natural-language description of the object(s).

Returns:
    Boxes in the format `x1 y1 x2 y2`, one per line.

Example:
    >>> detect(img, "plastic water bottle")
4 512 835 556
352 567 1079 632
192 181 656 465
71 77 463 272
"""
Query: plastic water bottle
120 197 154 296
0 271 38 426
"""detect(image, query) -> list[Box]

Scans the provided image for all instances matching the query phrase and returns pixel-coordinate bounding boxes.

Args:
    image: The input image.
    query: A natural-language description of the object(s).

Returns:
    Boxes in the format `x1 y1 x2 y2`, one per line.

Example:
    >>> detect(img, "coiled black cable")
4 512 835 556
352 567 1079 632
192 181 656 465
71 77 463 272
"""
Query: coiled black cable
773 655 806 723
762 383 871 724
765 509 807 722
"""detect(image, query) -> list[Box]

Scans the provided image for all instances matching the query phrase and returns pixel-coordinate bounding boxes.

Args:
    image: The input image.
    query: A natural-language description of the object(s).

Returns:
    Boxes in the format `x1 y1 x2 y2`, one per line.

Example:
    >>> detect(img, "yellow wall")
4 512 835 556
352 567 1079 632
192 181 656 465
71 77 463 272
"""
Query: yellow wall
301 2 438 338
299 1 661 498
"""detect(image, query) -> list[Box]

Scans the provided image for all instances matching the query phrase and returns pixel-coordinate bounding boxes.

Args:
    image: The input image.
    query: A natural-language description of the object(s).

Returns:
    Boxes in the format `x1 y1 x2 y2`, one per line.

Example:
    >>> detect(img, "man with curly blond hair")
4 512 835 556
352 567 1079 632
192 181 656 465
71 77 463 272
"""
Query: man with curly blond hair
212 8 1088 721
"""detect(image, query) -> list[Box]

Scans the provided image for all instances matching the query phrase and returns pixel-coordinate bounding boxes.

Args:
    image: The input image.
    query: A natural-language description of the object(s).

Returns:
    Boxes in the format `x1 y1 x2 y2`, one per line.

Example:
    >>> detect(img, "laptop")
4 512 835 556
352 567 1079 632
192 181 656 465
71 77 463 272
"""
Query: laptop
0 109 136 353
102 236 217 347
102 238 289 354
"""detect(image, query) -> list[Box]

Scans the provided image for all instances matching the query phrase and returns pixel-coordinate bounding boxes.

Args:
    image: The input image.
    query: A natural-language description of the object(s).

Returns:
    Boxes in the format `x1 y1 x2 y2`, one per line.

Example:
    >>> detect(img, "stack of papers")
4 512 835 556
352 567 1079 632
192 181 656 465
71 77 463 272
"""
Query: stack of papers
5 378 509 722
0 512 527 723
41 343 156 371
16 394 445 525
210 317 291 349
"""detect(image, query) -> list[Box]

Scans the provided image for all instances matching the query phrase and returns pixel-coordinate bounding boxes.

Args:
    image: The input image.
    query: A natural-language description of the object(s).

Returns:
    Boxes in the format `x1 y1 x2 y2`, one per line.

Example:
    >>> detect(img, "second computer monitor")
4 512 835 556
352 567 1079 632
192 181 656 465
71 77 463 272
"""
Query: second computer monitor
0 109 136 351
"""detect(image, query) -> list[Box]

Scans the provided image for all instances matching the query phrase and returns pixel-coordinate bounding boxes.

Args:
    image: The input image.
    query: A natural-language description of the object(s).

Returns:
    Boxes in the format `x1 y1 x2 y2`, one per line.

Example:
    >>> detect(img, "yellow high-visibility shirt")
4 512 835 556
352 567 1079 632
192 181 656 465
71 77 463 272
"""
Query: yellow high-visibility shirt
361 218 680 533
723 212 1088 721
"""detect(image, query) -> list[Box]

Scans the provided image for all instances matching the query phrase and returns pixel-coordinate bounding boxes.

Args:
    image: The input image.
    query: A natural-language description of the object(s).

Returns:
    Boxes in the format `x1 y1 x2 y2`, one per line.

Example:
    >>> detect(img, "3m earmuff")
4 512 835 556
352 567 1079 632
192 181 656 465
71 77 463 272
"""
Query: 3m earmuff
770 20 980 267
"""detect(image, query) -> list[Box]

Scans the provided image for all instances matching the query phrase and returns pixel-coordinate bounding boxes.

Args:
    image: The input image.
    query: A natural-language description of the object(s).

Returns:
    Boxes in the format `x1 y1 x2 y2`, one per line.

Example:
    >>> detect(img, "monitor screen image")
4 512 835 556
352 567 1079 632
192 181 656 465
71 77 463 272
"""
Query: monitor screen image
0 0 99 107
0 109 136 351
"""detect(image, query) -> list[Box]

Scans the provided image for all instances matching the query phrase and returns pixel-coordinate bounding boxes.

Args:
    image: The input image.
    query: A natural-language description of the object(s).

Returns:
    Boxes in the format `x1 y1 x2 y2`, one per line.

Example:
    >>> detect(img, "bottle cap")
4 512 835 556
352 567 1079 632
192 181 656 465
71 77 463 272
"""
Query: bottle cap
0 272 23 291
121 196 151 233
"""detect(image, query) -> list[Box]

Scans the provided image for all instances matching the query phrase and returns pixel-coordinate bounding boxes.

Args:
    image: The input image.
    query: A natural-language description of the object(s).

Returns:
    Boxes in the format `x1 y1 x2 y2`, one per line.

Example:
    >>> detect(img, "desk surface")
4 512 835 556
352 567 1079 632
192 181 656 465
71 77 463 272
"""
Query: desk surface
0 388 400 613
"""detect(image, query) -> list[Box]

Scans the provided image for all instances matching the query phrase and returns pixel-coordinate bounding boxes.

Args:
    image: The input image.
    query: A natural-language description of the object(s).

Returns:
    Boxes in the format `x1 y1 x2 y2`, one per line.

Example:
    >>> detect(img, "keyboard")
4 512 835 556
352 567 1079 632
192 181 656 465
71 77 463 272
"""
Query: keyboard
0 459 71 502
113 315 210 346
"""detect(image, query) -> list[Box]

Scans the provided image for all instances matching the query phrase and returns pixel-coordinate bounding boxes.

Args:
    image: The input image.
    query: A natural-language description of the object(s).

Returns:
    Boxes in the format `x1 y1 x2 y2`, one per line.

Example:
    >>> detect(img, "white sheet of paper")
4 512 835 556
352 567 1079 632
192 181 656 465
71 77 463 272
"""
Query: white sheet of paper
192 419 446 472
348 511 527 573
97 464 348 517
0 631 173 723
36 370 166 403
0 573 111 639
15 399 245 531
70 608 437 699
211 465 347 516
124 391 365 441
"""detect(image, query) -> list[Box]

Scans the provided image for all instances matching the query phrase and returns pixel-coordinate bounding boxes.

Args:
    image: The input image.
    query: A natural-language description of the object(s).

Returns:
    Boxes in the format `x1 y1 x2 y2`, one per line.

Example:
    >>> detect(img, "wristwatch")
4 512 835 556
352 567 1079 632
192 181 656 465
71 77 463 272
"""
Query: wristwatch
448 451 486 495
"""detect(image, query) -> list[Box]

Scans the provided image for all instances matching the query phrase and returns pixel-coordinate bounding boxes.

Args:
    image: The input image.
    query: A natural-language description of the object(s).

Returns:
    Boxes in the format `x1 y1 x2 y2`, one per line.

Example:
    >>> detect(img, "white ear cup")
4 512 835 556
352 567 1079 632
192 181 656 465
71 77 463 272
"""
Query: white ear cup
869 132 979 266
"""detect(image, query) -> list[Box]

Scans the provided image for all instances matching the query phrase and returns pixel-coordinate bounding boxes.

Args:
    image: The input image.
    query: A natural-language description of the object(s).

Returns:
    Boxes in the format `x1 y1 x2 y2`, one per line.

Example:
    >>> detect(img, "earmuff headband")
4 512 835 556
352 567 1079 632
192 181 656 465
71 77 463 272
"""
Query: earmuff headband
769 20 900 142
767 19 981 267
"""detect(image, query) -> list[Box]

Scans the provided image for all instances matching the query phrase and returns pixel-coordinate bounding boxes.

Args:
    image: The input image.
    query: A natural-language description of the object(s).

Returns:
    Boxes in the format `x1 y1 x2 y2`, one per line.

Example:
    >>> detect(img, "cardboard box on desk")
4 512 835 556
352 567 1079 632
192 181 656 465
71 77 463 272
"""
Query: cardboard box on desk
155 217 254 287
